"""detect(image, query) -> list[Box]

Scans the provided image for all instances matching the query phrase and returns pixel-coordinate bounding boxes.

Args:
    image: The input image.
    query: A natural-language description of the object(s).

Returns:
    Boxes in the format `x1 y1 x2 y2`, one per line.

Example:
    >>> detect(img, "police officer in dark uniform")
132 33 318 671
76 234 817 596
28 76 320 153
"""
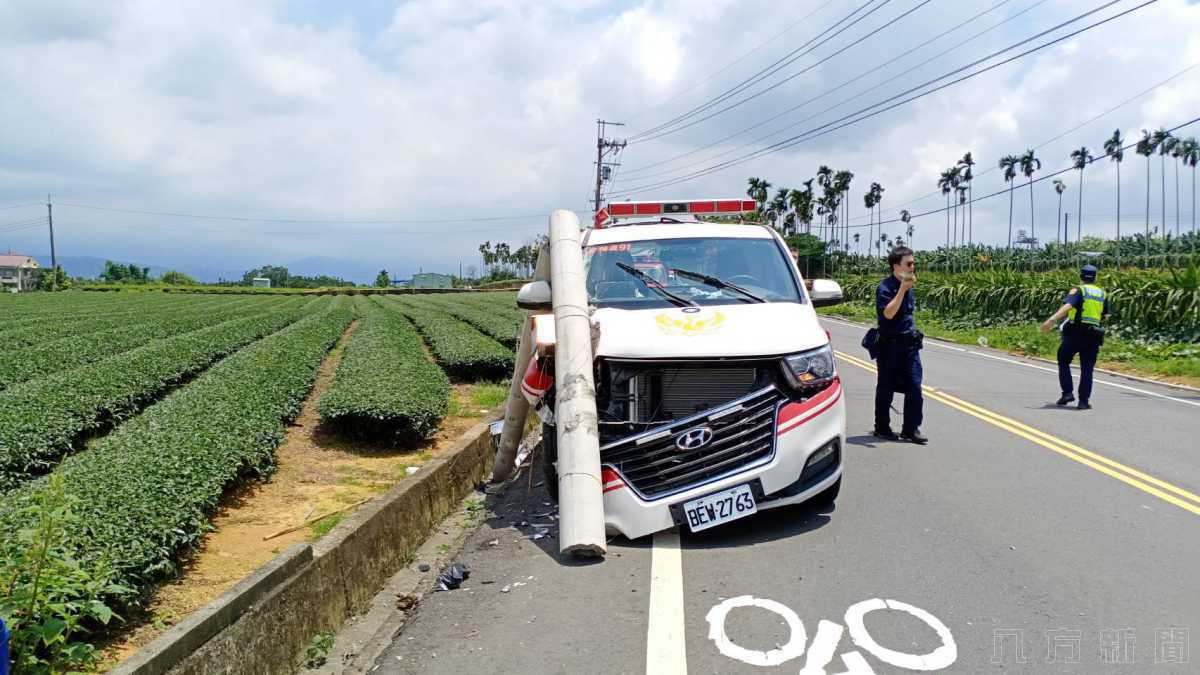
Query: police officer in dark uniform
1040 264 1109 410
873 246 927 444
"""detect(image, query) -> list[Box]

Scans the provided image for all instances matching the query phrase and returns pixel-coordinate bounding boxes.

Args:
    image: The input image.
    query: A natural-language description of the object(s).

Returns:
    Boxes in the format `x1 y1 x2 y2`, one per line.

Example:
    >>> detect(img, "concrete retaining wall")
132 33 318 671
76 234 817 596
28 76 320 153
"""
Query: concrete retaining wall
115 417 495 675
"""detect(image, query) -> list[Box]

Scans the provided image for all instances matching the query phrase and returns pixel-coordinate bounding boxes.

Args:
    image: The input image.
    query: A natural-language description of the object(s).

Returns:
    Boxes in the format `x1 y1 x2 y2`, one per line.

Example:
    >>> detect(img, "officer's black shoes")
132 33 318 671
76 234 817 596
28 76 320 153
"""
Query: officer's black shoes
1077 401 1092 410
900 430 929 444
1056 393 1076 406
872 428 900 441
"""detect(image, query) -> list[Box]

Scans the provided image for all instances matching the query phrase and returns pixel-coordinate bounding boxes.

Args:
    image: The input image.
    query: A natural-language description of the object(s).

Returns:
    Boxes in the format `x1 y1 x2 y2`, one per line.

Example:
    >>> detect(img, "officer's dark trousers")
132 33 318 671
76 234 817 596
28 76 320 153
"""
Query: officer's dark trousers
1057 329 1101 402
874 340 923 434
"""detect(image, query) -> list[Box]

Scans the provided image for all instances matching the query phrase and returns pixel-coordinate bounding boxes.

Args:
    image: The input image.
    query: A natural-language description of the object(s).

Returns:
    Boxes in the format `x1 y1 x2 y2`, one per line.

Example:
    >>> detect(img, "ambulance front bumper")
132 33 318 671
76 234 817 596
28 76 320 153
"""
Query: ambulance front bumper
600 380 845 540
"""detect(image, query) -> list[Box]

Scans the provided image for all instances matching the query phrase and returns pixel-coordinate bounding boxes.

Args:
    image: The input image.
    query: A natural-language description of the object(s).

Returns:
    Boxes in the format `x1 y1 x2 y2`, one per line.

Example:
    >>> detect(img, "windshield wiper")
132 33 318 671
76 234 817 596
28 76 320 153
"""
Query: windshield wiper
670 268 765 303
615 262 697 308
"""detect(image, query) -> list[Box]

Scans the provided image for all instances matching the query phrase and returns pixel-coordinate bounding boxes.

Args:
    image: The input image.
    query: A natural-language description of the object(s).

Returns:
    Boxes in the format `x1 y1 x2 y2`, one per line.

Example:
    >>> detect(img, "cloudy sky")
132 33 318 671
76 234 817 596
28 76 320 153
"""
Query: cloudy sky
1 0 1198 281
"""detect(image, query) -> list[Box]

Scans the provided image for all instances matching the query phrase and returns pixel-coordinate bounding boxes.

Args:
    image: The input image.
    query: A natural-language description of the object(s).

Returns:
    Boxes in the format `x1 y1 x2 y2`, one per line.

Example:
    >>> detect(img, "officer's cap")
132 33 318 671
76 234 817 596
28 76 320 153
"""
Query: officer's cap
1080 264 1098 280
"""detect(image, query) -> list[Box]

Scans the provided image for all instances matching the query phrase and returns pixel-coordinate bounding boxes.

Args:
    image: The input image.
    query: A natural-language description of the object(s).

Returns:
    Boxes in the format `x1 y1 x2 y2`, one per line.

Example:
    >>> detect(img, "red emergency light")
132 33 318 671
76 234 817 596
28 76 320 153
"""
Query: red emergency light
594 199 757 228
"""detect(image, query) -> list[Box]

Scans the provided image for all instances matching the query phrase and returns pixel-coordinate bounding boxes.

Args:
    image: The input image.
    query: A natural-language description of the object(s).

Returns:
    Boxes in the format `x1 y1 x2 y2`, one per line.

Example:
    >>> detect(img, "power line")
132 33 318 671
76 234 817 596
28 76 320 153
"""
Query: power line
629 0 936 145
0 216 47 230
0 202 41 210
618 0 1032 180
626 0 892 142
859 59 1200 222
836 115 1199 231
622 0 840 125
609 0 1152 197
46 218 551 237
54 202 547 225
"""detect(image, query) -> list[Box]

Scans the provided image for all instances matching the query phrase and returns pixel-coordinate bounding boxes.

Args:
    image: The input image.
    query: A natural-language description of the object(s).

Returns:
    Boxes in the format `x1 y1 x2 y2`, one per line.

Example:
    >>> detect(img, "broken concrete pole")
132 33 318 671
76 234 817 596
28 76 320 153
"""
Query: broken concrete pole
548 210 606 558
491 243 549 482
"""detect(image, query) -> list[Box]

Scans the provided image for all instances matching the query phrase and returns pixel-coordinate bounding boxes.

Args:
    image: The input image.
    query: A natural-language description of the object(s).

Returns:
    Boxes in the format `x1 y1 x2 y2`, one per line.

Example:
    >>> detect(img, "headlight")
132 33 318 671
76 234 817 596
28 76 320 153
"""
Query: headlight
781 344 837 389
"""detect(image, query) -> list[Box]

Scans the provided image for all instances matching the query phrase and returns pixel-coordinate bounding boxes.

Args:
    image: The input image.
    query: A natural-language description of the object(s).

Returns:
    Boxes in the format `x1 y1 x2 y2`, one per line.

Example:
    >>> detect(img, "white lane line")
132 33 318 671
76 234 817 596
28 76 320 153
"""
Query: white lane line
961 348 1200 408
646 530 688 674
822 317 1200 408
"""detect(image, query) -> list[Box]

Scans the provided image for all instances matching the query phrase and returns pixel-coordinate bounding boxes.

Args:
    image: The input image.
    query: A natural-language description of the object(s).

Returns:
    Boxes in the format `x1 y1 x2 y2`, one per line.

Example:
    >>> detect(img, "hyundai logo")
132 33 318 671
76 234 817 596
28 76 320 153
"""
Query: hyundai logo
675 426 714 451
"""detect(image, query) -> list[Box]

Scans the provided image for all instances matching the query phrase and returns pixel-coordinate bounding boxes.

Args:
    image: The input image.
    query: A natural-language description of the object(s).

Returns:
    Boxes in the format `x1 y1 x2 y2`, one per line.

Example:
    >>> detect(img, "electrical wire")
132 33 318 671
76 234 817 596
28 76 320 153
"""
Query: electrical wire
53 202 547 225
623 0 840 125
626 0 892 142
618 0 1032 180
857 58 1200 222
629 0 936 145
609 0 1152 197
813 115 1199 231
45 218 551 237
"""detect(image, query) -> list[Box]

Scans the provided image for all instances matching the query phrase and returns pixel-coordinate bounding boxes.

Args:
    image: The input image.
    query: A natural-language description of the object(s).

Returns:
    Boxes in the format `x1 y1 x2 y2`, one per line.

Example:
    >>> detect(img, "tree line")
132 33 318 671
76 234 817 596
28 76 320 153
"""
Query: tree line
746 125 1199 267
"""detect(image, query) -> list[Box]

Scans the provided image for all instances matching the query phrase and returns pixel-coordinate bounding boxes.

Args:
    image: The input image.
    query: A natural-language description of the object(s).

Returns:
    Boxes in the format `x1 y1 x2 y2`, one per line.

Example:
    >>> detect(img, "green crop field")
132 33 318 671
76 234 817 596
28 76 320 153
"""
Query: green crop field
0 289 522 669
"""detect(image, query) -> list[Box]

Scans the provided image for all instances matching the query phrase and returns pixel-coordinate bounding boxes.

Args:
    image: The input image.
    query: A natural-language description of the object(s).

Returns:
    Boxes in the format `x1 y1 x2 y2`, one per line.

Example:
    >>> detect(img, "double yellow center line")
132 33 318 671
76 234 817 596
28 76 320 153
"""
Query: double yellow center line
835 350 1200 516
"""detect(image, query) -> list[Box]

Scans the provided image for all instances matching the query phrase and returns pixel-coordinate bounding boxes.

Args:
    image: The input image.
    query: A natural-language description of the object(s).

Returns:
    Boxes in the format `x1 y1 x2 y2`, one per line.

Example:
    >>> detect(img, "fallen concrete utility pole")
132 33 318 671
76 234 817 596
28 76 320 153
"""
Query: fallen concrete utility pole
491 243 550 482
548 209 606 557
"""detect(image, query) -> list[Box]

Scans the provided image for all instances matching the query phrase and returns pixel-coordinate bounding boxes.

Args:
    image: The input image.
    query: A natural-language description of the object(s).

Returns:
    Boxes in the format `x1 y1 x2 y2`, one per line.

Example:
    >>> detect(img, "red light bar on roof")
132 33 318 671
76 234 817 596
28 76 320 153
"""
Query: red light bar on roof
594 199 756 228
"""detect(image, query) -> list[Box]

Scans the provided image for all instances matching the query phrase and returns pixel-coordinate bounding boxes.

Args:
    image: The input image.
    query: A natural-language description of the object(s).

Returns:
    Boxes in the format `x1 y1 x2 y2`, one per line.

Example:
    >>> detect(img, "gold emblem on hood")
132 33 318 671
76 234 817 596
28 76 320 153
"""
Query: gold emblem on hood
654 310 727 336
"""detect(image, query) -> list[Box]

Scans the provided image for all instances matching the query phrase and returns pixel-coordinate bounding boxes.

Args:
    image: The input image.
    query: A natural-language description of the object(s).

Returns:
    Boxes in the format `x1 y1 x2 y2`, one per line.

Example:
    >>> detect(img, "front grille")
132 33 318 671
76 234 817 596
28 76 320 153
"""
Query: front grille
632 367 758 421
601 386 783 500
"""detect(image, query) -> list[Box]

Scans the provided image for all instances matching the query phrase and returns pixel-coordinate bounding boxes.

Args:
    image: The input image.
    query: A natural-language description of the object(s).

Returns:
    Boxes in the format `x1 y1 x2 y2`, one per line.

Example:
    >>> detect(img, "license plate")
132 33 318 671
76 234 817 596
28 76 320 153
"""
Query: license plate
683 484 757 532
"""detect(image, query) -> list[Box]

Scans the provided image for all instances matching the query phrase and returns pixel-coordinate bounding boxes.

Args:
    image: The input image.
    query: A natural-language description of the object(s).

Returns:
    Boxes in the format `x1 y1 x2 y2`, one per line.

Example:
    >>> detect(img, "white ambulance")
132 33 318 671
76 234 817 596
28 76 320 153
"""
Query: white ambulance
519 199 846 540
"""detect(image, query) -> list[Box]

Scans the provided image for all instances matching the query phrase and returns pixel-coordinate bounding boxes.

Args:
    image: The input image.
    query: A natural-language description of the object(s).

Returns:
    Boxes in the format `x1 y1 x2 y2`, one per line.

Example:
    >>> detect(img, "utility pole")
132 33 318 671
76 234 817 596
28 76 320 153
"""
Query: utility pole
47 194 57 291
593 120 626 214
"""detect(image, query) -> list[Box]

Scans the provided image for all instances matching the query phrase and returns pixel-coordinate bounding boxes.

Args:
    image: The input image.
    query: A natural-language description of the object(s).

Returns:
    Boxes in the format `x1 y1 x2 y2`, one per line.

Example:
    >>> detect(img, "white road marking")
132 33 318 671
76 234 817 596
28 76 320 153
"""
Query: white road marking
646 530 688 674
844 599 957 671
705 596 807 667
822 317 1200 408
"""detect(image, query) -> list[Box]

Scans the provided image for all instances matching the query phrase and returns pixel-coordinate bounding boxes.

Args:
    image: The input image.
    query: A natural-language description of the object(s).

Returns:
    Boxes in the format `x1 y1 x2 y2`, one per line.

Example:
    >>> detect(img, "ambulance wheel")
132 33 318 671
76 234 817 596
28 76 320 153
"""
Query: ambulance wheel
541 424 559 502
811 476 841 508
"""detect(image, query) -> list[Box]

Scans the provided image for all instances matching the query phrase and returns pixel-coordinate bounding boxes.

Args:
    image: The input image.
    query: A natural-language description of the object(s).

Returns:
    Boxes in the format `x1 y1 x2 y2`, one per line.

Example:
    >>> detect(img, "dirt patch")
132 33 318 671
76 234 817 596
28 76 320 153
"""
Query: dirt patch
104 323 506 665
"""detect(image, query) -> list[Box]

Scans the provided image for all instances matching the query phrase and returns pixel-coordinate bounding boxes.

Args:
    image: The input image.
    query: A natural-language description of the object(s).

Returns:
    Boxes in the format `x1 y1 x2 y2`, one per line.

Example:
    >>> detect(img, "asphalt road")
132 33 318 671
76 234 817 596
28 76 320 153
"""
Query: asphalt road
373 318 1200 674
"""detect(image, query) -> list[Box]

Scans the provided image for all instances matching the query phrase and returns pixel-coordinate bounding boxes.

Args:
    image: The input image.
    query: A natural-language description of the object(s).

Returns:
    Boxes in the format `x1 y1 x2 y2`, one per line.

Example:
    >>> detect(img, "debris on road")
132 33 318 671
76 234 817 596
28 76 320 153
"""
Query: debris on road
434 562 470 591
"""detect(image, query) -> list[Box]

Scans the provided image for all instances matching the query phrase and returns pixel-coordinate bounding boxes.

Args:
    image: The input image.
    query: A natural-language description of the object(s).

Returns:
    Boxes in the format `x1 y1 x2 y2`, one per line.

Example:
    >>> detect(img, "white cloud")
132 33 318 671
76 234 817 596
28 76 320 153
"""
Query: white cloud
0 0 1198 280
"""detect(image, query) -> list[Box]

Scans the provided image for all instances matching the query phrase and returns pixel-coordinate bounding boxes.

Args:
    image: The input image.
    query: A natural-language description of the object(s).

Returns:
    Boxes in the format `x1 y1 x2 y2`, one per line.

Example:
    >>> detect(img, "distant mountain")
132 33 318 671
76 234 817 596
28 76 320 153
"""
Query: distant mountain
22 252 429 286
285 256 431 285
30 253 239 283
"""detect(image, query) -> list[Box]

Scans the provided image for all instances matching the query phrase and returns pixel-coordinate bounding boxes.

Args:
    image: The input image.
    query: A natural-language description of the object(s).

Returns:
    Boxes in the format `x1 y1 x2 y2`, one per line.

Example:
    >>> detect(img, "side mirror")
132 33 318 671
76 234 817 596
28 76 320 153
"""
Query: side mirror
809 279 844 307
517 280 552 310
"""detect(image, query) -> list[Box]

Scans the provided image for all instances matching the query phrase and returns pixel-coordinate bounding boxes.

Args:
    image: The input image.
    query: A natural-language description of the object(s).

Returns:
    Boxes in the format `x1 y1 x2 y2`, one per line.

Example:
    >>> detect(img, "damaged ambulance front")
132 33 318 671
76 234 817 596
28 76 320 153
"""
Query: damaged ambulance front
526 214 846 540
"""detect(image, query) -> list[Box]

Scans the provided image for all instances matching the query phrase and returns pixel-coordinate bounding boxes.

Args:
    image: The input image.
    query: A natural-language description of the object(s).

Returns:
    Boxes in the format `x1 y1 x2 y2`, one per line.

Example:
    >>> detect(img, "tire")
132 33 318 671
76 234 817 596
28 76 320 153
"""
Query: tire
810 476 841 508
541 423 559 502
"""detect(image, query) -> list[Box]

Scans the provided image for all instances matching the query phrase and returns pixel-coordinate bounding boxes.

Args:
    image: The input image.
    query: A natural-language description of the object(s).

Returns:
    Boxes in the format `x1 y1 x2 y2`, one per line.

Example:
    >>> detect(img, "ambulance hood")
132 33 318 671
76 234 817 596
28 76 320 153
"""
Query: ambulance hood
592 302 827 360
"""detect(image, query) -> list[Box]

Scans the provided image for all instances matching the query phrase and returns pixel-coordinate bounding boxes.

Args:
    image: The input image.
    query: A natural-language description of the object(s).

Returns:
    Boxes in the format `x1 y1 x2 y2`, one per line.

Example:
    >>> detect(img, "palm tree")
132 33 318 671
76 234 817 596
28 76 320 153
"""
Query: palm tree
957 152 976 244
956 185 967 249
1020 149 1041 248
937 168 956 251
834 170 854 252
1151 128 1172 239
788 181 814 235
878 233 888 258
999 155 1020 250
901 210 913 250
870 182 884 253
1182 138 1199 241
1053 179 1066 245
768 187 789 230
853 232 861 256
1137 130 1155 255
863 189 876 256
816 166 834 243
1103 129 1124 266
746 177 769 213
1170 137 1185 238
1069 146 1093 241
